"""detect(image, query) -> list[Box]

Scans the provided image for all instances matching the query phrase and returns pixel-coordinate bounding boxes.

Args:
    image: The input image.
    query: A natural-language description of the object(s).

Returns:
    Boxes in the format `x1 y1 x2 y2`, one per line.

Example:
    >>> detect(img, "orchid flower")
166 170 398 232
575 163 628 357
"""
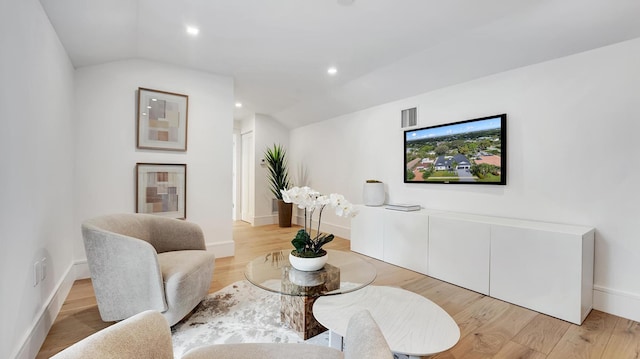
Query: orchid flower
281 186 358 257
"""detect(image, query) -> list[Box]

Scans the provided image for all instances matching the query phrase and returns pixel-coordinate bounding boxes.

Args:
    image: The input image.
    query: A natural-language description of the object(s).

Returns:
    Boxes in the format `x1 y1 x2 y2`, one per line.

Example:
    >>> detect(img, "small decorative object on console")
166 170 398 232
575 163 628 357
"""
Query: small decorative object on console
385 203 421 212
363 179 385 206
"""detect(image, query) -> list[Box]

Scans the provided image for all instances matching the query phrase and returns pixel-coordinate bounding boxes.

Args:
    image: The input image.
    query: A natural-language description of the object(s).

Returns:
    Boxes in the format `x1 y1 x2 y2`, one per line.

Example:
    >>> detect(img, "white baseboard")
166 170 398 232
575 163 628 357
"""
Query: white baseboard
253 215 276 227
593 285 640 322
74 260 91 280
293 215 351 240
206 240 235 258
13 263 75 359
252 214 347 231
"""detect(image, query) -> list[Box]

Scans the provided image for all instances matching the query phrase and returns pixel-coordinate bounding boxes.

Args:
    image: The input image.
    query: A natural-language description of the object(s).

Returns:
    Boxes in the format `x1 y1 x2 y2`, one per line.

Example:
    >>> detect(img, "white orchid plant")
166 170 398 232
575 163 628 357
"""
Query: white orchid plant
281 186 358 258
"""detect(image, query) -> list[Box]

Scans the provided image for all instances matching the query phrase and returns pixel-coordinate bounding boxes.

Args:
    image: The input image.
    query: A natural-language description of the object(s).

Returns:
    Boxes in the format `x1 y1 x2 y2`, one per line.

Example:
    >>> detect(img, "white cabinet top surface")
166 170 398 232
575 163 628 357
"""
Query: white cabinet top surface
355 205 593 236
429 211 594 235
355 204 443 216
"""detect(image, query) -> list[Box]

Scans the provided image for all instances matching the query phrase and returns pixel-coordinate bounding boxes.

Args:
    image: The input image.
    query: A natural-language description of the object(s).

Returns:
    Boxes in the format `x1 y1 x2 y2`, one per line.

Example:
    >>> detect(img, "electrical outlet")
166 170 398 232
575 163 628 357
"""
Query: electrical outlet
41 257 47 282
33 261 40 286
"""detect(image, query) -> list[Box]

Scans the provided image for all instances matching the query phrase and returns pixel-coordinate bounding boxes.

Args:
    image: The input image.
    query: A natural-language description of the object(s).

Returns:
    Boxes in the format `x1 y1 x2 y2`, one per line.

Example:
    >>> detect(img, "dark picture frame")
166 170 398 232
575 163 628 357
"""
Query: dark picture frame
136 163 187 219
137 87 188 151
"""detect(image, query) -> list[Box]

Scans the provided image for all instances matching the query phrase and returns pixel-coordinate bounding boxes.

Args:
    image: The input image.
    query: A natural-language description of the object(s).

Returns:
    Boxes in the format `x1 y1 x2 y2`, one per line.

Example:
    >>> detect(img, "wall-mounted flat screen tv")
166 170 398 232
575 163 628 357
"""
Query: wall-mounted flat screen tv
404 114 506 185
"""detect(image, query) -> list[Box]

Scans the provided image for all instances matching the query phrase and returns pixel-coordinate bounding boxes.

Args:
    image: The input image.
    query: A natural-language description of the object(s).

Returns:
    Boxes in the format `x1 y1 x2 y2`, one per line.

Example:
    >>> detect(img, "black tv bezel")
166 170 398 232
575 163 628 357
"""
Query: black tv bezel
403 114 507 185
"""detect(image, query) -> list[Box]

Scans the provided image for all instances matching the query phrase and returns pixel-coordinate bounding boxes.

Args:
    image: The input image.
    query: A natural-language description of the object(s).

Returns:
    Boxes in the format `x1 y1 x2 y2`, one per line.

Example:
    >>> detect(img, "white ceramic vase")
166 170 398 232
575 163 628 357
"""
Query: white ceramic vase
363 182 385 206
289 252 328 271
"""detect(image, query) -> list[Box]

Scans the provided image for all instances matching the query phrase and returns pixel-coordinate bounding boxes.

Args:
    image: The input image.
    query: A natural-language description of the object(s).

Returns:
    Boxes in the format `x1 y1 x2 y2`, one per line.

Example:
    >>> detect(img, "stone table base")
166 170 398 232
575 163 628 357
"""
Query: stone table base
280 264 340 339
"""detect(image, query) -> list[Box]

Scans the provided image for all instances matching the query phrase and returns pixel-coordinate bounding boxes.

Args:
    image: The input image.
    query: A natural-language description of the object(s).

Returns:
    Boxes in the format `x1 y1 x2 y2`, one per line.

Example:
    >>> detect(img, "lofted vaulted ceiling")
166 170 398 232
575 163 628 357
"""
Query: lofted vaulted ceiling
40 0 640 128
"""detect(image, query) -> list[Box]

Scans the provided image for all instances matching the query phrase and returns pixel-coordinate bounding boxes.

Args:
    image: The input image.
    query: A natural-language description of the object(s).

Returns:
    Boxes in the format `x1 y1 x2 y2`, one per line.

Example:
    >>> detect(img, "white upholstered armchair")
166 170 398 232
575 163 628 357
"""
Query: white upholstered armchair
81 213 216 326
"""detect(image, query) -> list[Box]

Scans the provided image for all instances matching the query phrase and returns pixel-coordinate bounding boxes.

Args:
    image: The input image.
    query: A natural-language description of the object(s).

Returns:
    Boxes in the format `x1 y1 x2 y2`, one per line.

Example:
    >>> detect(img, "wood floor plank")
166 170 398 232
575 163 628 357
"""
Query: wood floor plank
450 299 538 358
547 310 619 359
403 278 485 318
493 341 547 359
452 296 513 338
513 313 571 354
600 317 640 358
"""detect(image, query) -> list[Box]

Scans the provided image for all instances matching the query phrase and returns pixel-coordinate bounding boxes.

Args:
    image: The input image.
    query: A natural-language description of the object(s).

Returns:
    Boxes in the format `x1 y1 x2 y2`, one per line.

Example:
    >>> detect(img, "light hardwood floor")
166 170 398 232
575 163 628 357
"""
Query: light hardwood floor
37 222 640 358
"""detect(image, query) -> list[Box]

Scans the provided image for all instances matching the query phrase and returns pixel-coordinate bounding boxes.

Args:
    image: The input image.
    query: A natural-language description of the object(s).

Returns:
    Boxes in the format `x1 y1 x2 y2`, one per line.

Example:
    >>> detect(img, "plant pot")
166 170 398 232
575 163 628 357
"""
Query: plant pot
289 252 328 271
363 182 385 206
277 200 292 227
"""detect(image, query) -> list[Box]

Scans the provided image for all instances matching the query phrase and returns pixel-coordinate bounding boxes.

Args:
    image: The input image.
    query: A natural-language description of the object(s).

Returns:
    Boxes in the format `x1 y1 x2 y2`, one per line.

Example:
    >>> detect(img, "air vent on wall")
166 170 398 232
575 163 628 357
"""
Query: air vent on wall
401 107 417 128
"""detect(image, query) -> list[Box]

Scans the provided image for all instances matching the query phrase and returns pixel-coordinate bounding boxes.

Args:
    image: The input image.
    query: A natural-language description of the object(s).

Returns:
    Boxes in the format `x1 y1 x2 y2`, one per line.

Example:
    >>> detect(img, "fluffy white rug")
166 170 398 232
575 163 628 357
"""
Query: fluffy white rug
171 280 328 358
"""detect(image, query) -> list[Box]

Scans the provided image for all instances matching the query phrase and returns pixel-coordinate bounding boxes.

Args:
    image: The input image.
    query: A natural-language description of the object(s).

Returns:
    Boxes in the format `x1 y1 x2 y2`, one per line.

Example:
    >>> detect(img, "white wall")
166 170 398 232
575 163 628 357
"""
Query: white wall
0 0 76 358
238 117 255 223
253 114 290 225
73 59 235 263
289 37 640 321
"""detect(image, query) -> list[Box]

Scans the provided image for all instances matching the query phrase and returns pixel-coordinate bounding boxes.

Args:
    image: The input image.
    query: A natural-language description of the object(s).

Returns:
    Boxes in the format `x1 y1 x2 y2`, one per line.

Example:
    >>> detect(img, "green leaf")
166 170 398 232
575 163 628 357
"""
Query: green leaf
314 233 334 253
264 144 291 200
291 229 310 253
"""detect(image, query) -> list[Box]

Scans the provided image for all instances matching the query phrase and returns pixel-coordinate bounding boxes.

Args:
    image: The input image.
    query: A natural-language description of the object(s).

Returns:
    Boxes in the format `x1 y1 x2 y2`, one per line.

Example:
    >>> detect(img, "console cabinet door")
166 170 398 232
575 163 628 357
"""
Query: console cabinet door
490 225 588 324
428 216 491 294
383 210 429 274
350 206 384 260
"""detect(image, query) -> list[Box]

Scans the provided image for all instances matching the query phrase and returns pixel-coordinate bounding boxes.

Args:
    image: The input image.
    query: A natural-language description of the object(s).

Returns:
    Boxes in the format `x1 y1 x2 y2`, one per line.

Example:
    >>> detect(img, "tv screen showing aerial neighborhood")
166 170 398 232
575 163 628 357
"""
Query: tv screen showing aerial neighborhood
404 115 506 184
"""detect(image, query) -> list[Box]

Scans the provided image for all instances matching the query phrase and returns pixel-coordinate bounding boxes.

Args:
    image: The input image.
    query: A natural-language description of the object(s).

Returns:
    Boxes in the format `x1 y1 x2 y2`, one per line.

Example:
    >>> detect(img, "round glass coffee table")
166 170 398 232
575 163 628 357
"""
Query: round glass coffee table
245 249 376 339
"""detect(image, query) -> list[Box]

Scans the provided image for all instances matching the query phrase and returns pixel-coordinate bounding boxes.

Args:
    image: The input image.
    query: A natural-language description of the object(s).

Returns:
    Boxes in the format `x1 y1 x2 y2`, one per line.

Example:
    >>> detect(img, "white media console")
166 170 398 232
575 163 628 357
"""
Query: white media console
350 205 595 324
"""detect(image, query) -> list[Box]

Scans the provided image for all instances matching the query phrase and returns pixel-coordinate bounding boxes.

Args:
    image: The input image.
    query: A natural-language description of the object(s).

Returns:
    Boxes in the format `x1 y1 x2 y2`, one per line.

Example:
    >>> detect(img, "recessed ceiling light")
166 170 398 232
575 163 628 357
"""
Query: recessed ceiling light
235 102 243 108
186 26 199 36
327 67 338 75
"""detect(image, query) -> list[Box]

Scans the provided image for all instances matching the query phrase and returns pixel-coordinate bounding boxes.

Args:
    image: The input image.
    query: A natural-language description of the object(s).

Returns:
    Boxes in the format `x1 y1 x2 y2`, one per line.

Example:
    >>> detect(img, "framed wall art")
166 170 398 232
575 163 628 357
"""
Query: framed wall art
136 163 186 219
137 87 188 151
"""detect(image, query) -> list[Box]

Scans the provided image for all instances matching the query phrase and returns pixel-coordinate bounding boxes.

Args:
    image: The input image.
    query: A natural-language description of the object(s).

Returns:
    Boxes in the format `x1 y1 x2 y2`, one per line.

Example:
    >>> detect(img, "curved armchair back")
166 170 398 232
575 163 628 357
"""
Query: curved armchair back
82 213 215 325
51 310 174 359
83 213 206 253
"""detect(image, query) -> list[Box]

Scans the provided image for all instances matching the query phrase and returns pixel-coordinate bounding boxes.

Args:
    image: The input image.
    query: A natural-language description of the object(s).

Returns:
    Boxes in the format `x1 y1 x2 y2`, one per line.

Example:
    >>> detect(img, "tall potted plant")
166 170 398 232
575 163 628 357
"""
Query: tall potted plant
264 144 292 227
